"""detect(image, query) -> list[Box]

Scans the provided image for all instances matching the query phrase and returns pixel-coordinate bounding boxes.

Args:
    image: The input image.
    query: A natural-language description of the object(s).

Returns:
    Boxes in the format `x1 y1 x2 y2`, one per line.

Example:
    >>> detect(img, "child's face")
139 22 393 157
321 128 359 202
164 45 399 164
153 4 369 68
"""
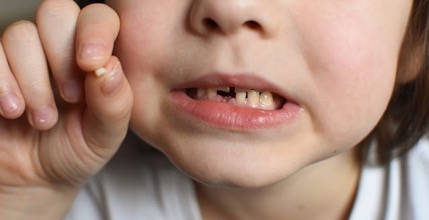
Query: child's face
106 0 412 187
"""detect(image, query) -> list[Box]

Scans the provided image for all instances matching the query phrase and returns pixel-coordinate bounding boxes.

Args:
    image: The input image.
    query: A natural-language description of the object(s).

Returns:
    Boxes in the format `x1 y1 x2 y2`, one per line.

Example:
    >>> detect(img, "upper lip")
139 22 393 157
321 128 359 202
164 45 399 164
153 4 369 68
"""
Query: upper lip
173 72 294 102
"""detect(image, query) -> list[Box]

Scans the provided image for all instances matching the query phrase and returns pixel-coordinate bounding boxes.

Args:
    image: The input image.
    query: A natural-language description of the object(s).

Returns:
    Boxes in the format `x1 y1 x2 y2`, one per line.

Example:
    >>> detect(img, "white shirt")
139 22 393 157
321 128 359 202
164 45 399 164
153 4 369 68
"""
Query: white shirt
66 138 429 220
66 145 202 220
350 139 429 220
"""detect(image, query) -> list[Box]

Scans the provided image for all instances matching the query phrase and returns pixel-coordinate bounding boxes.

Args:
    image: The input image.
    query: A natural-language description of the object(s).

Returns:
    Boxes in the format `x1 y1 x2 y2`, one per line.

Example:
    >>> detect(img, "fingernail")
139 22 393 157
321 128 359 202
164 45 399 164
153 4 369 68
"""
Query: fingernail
0 93 19 115
63 80 83 102
80 41 106 61
101 61 123 96
31 106 55 128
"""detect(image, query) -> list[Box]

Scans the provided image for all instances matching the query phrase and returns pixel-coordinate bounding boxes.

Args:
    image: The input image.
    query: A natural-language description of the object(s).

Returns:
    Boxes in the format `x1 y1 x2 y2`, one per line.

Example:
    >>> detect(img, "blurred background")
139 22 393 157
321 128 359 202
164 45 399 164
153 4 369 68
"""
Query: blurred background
0 0 42 32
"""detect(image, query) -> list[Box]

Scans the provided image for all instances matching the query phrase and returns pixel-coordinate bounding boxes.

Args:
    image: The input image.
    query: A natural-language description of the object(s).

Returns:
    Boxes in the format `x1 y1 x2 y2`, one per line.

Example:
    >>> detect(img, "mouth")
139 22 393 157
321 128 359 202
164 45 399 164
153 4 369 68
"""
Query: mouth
169 74 301 130
185 87 286 110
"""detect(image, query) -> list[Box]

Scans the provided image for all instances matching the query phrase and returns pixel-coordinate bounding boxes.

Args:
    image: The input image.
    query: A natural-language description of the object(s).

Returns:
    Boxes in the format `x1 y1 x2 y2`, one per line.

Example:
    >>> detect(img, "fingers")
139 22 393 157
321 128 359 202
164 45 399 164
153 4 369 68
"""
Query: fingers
1 21 58 129
37 1 120 103
82 56 133 157
75 4 120 72
69 5 129 157
36 0 83 103
0 42 25 119
0 1 123 135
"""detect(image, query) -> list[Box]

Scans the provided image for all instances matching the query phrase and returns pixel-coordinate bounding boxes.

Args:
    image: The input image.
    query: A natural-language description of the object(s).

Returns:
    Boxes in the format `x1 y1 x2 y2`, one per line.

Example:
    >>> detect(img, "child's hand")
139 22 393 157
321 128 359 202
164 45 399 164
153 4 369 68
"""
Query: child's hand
0 0 132 217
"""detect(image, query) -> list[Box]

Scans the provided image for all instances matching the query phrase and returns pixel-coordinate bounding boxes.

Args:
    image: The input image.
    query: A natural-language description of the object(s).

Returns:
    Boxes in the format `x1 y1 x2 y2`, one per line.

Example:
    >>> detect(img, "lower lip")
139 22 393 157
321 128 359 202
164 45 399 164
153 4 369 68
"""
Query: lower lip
169 90 302 130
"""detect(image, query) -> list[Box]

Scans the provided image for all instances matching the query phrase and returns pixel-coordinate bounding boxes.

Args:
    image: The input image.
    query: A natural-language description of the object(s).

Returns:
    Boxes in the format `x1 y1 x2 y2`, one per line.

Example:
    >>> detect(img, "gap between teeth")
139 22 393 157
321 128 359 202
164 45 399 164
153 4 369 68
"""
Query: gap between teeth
195 87 275 109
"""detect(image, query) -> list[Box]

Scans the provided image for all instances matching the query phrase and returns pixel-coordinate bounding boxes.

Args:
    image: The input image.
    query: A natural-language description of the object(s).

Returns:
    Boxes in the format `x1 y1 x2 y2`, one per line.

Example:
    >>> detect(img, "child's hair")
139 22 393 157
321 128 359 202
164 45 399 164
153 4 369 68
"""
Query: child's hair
372 0 429 164
75 0 429 164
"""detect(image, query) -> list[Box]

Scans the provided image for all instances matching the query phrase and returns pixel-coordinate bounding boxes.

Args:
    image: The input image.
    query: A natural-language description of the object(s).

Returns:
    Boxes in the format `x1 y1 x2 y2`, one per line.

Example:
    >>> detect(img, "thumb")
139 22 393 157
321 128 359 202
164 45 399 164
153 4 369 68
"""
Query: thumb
82 56 133 159
74 3 132 158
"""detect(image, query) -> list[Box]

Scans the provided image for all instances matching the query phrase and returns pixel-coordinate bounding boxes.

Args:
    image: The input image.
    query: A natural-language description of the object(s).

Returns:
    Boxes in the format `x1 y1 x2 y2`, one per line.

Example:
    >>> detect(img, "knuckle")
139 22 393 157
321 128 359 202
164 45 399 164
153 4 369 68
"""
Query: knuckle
114 102 133 123
103 101 132 124
0 81 13 94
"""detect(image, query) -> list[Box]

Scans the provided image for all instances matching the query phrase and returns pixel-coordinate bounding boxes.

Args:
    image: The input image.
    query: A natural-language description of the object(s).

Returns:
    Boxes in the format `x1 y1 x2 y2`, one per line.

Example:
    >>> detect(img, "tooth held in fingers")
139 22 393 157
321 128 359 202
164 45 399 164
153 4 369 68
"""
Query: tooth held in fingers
95 67 107 77
260 91 274 107
248 90 259 106
236 91 247 104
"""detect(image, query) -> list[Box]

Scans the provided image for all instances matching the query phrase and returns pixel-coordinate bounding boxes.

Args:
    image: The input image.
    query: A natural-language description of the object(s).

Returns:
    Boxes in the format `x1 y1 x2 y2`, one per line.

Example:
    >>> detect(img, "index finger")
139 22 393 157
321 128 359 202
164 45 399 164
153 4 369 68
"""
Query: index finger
36 0 82 103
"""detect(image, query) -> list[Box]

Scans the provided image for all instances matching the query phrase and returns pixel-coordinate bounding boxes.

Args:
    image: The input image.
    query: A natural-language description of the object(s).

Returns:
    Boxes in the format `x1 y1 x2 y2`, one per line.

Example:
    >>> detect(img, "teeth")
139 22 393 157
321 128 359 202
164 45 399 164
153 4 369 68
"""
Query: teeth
247 90 259 106
207 88 217 99
236 91 247 104
197 88 205 99
191 87 277 109
260 91 274 107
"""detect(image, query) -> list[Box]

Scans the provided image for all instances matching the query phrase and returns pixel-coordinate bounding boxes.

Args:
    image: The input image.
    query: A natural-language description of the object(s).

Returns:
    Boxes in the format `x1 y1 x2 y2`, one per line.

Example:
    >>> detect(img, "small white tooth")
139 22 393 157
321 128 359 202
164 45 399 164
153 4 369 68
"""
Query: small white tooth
236 91 247 104
197 88 205 98
260 91 274 107
207 88 217 99
95 67 107 77
248 90 259 106
216 87 230 92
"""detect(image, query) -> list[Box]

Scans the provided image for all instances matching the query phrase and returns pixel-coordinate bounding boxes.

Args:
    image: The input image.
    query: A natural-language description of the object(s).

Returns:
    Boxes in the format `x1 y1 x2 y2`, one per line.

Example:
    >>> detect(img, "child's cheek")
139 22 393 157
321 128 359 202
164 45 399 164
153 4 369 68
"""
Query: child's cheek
111 0 182 72
293 3 400 144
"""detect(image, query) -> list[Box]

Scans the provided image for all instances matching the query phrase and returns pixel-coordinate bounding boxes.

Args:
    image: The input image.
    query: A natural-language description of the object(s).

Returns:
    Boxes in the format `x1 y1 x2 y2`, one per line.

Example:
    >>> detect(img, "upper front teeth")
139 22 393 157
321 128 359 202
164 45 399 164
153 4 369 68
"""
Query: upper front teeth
236 90 246 104
195 87 275 109
248 90 260 106
207 88 217 99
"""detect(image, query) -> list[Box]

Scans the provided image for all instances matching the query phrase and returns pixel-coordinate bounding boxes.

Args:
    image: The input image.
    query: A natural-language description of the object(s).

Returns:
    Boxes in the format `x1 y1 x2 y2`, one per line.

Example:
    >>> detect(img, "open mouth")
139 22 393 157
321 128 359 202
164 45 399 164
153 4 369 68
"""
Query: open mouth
169 74 301 129
186 87 286 110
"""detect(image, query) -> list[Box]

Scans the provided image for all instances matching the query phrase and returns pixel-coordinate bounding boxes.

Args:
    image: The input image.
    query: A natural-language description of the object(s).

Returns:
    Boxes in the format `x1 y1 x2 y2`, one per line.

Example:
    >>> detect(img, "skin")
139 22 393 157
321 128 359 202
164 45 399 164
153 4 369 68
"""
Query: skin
0 0 413 219
0 1 132 219
105 0 412 218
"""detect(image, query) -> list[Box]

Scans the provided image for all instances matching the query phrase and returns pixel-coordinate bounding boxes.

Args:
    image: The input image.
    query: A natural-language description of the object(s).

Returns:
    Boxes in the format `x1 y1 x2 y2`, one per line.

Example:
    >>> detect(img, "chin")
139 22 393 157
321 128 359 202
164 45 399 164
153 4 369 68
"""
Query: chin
158 141 302 190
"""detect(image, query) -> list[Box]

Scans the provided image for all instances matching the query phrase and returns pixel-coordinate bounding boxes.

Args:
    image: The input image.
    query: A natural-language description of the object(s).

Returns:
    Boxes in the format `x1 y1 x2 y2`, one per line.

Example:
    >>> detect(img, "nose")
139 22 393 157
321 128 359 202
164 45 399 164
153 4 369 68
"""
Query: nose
189 0 280 38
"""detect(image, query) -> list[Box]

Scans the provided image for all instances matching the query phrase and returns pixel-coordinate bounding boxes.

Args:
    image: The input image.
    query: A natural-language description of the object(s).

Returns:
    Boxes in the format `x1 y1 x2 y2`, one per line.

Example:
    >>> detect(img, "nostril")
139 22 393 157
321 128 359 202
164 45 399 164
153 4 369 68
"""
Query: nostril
203 18 220 30
244 20 261 30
